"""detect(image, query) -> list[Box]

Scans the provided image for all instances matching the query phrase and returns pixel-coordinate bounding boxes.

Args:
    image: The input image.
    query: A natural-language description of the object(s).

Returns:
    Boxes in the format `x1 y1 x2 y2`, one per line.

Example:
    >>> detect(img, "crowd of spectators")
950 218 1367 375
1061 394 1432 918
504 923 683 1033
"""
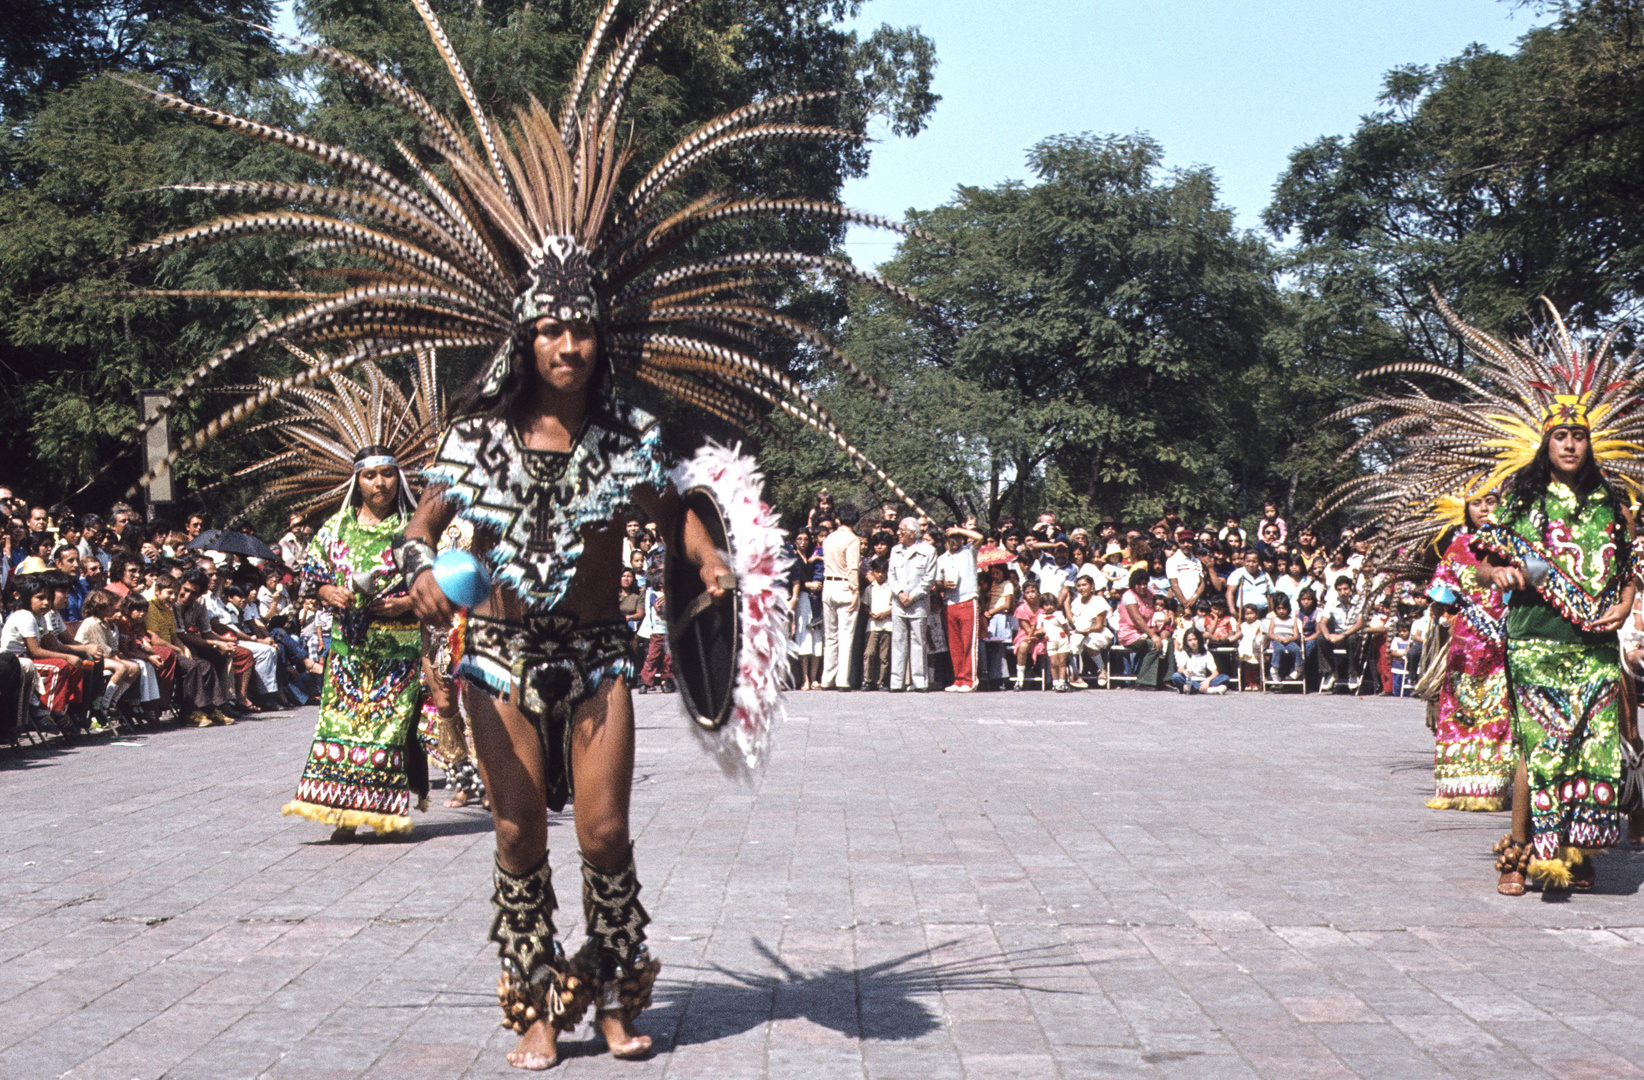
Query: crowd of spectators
0 491 326 743
1 480 1434 748
782 492 1434 698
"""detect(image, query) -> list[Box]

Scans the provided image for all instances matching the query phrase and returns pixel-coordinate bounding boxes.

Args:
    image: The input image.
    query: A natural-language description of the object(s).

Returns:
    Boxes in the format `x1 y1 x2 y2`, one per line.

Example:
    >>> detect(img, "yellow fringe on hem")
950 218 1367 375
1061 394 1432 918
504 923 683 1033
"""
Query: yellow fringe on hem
281 800 413 835
1526 847 1602 888
1426 795 1509 812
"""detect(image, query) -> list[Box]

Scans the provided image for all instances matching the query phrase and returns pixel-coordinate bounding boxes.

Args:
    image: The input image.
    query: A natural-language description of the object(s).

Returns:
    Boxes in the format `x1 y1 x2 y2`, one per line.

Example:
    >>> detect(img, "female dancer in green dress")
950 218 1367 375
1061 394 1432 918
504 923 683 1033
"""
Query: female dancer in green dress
282 447 427 840
1474 416 1637 892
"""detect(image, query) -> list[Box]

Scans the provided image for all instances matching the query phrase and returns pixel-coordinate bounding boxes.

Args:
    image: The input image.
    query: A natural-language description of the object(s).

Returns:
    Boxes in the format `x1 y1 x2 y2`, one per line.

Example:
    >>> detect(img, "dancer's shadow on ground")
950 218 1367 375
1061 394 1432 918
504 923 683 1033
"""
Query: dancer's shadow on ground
601 936 1081 1052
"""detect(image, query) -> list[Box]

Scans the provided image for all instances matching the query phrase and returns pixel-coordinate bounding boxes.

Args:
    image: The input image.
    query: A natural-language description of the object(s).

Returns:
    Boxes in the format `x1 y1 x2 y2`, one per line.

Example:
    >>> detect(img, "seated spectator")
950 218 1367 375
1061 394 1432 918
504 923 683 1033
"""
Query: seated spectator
76 589 140 724
1067 571 1113 688
1264 592 1303 684
1170 628 1230 695
1115 566 1168 690
1010 581 1045 690
1297 587 1322 686
1 578 89 733
256 565 292 620
112 595 164 722
1319 576 1369 694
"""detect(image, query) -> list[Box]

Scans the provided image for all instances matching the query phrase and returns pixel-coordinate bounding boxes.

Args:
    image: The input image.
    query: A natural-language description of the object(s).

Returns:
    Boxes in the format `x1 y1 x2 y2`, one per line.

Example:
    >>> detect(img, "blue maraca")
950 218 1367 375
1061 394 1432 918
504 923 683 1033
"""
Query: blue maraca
432 549 492 608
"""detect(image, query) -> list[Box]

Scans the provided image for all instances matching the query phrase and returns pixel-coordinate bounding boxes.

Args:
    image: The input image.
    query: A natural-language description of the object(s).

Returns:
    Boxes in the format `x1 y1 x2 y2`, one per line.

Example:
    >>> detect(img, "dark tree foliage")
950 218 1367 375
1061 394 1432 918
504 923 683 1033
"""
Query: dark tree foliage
0 0 278 119
0 0 936 524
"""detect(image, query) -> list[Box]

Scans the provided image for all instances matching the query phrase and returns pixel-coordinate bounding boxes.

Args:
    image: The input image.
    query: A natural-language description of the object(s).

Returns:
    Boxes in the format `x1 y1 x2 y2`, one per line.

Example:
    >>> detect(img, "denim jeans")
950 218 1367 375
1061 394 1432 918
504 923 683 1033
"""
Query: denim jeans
1168 672 1229 694
1269 640 1303 679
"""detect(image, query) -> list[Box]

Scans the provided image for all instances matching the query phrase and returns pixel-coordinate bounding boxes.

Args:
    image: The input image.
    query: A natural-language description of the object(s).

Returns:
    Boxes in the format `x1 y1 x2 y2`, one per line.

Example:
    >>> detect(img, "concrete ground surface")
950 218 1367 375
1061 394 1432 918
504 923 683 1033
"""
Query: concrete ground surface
5 687 1644 1080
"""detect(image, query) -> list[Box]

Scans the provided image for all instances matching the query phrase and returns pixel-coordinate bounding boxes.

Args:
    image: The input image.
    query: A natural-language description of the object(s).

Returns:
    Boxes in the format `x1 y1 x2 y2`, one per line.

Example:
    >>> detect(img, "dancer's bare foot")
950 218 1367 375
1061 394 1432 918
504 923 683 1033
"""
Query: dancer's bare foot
596 1011 652 1059
507 1017 558 1070
444 790 473 808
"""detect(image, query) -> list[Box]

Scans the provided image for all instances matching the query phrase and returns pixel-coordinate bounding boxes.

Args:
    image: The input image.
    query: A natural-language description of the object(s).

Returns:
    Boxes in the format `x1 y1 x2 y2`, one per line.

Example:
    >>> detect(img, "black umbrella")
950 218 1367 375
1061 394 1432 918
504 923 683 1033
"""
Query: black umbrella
183 529 223 550
193 530 278 562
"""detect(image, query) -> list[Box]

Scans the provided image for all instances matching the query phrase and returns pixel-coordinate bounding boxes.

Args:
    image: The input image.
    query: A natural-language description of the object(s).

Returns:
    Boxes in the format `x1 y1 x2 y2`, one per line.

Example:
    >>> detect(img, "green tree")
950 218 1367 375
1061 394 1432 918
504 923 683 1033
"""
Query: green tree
771 133 1318 530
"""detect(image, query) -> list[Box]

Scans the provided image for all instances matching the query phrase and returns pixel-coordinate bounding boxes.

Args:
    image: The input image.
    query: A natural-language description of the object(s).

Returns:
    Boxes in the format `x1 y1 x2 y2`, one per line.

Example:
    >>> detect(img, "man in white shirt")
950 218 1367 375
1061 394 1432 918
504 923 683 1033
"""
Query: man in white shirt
1166 542 1206 611
819 505 863 690
887 517 937 691
935 524 982 691
1031 539 1074 606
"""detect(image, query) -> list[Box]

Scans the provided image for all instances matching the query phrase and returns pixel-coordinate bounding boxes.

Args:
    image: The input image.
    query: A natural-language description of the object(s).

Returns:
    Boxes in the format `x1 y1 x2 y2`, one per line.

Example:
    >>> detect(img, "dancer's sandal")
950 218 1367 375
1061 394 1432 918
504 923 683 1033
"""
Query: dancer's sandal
1572 855 1596 892
1493 833 1529 896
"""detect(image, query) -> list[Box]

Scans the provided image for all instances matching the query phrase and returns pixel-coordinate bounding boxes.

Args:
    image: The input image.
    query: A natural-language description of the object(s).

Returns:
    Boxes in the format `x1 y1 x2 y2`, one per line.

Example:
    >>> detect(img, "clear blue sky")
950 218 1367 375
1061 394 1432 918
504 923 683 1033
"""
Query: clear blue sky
274 0 1535 265
840 0 1535 265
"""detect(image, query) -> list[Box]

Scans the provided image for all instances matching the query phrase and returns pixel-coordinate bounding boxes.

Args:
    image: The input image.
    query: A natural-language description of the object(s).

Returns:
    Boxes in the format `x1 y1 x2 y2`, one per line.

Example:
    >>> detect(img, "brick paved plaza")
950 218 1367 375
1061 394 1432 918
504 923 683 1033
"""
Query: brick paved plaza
6 688 1644 1079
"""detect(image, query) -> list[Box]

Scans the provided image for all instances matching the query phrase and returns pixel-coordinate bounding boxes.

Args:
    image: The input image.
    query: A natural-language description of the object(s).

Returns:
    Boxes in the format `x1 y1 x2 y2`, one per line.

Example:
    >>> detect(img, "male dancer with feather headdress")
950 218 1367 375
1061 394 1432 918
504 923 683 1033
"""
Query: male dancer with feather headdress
115 0 930 1067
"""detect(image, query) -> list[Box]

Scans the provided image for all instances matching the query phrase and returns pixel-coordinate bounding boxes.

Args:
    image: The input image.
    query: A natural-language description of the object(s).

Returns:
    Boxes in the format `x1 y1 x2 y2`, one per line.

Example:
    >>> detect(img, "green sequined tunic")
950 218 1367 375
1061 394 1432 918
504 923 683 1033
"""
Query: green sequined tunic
1478 481 1631 859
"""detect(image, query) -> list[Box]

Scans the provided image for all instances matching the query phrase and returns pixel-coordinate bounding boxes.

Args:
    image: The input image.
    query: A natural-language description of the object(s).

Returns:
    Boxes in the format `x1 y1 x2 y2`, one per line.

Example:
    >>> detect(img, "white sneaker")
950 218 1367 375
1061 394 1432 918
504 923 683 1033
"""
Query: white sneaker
943 684 959 692
1208 684 1229 695
1068 678 1088 689
952 683 974 692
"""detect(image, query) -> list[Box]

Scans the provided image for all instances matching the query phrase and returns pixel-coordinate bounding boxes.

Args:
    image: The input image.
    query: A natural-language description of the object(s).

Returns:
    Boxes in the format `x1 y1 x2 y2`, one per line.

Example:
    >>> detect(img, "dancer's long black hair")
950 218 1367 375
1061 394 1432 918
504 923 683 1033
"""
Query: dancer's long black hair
1500 432 1626 523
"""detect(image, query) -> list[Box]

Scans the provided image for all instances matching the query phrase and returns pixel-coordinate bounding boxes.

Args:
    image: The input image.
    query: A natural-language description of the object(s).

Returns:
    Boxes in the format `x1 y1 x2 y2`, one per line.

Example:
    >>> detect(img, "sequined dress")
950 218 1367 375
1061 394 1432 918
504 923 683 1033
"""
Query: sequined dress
1476 481 1635 864
1427 531 1513 810
281 505 425 834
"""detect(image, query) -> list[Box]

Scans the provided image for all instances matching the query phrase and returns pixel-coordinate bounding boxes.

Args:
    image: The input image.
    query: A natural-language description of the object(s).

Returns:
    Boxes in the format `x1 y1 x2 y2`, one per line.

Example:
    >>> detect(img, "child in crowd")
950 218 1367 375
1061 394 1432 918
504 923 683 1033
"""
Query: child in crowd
114 595 165 721
1388 619 1413 696
1236 603 1266 691
1038 592 1074 692
1011 582 1046 690
75 589 139 726
1170 628 1230 695
863 558 893 690
1264 592 1304 684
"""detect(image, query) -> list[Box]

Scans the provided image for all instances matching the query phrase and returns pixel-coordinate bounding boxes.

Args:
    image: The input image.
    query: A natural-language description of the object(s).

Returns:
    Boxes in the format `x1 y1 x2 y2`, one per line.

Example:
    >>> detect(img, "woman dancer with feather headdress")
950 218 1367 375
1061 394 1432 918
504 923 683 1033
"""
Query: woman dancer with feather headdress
1424 491 1514 812
1328 292 1644 897
115 0 930 1066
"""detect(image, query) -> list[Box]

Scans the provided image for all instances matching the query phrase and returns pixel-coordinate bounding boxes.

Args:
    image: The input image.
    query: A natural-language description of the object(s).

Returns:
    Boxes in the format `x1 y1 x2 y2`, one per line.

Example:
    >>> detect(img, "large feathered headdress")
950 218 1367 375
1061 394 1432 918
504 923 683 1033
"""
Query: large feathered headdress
193 335 442 522
119 0 926 510
1319 288 1644 559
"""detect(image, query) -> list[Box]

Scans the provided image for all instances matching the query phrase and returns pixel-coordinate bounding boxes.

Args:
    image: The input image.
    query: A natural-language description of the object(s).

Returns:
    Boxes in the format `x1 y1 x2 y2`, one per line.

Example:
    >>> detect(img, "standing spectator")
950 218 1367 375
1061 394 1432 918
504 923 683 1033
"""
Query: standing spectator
186 514 209 541
785 528 819 690
980 557 1017 688
637 555 674 693
1030 538 1074 607
277 513 313 570
1297 587 1323 688
937 524 982 692
862 558 893 690
805 489 836 531
1166 537 1206 611
1224 551 1273 616
819 504 862 690
618 568 644 634
1236 604 1267 690
887 516 936 692
620 514 645 569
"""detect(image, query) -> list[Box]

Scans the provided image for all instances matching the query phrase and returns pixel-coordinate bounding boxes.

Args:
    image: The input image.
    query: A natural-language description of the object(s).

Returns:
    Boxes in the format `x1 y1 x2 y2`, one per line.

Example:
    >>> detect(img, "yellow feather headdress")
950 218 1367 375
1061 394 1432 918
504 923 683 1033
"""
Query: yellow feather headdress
1318 288 1644 563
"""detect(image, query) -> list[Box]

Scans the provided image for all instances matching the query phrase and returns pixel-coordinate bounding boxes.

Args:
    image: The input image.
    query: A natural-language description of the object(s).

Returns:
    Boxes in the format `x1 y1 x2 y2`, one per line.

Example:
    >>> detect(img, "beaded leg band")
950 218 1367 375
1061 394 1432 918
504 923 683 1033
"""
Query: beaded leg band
488 856 594 1033
575 847 662 1023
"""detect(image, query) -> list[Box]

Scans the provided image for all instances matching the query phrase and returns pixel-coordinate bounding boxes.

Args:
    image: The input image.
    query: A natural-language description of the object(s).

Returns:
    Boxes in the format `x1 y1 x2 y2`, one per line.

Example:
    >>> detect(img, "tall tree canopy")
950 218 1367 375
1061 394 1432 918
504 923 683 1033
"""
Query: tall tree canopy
765 134 1350 528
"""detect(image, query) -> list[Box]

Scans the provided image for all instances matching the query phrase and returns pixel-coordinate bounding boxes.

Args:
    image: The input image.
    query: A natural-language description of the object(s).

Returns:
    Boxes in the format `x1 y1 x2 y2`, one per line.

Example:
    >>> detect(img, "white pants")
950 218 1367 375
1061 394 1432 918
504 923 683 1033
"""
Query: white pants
242 640 280 695
820 580 858 688
890 610 928 690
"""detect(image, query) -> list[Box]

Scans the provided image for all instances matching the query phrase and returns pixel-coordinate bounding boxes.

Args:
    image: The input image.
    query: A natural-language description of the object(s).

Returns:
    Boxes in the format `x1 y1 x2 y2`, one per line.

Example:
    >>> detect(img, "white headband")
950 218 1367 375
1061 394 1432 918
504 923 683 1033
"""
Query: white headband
354 454 397 472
